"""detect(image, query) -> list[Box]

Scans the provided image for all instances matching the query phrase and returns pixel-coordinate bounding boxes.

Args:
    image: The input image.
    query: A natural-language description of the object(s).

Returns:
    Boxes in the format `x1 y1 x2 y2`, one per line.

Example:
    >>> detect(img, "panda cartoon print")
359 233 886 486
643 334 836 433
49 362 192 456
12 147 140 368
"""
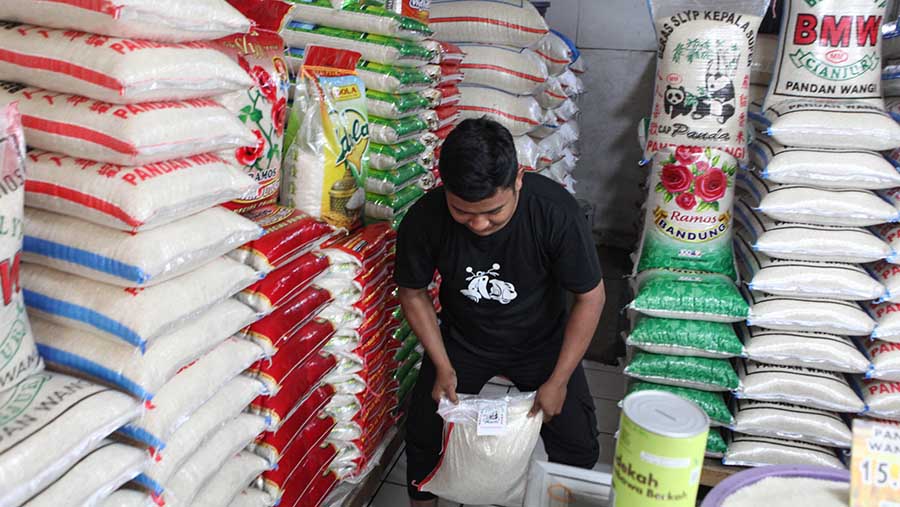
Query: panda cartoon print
664 85 693 119
693 51 736 125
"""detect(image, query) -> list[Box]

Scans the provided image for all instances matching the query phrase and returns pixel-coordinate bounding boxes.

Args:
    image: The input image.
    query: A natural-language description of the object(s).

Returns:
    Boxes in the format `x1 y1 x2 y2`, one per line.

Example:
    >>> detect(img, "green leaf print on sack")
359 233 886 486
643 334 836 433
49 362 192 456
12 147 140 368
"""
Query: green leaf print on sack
627 317 746 358
629 269 749 323
624 352 741 392
627 381 734 426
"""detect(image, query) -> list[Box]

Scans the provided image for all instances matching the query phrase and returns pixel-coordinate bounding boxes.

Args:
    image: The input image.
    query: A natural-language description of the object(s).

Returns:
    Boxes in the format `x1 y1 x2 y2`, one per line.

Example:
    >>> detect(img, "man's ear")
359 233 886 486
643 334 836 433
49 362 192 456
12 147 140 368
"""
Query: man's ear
515 166 525 192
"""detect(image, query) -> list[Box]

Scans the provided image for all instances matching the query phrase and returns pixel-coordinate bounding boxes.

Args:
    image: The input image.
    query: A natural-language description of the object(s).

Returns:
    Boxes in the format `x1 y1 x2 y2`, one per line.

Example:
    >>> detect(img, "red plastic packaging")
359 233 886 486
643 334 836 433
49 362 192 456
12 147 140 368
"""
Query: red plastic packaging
253 381 335 432
435 84 461 107
236 205 336 272
264 440 337 502
285 469 339 507
241 284 335 352
320 223 396 271
438 42 465 64
439 62 464 86
253 353 337 428
433 105 460 131
240 251 331 312
250 318 337 393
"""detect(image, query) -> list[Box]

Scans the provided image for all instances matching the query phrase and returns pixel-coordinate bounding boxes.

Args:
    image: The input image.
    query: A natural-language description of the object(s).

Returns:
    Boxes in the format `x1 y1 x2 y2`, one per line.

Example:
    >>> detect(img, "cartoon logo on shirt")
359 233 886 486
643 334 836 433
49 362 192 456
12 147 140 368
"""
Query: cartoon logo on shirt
461 264 518 304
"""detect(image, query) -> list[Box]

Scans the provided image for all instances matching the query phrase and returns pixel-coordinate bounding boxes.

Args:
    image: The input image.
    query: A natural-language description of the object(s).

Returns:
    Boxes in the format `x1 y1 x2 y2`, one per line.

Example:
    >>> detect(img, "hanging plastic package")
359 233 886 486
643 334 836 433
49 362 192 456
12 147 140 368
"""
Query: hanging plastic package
643 0 769 165
281 45 369 230
635 147 738 278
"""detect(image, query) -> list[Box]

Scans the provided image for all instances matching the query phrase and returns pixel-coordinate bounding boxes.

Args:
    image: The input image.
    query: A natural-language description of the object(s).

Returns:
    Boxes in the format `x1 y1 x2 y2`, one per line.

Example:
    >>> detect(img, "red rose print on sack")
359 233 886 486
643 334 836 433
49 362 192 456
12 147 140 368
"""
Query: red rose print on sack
695 168 727 202
236 130 265 166
675 146 703 165
251 66 277 103
272 97 287 136
676 192 696 210
661 164 692 193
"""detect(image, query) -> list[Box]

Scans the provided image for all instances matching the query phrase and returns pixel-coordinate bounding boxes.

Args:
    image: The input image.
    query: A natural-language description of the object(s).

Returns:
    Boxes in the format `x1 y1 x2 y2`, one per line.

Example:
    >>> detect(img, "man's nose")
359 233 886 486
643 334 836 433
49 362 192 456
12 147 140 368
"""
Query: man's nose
468 216 491 233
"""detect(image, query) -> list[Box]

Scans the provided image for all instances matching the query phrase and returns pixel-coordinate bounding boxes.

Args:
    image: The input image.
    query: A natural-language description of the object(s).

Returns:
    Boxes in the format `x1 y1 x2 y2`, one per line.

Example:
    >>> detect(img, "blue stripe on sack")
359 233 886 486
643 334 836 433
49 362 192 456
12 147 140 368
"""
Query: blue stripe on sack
24 236 148 285
748 111 770 126
24 289 145 350
749 143 770 169
551 29 580 62
132 474 164 496
117 424 165 452
36 344 151 401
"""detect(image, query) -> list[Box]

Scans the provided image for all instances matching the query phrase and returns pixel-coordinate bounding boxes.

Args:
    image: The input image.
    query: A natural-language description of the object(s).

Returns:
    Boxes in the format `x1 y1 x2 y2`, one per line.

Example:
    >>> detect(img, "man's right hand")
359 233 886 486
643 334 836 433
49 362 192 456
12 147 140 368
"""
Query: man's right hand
432 367 459 403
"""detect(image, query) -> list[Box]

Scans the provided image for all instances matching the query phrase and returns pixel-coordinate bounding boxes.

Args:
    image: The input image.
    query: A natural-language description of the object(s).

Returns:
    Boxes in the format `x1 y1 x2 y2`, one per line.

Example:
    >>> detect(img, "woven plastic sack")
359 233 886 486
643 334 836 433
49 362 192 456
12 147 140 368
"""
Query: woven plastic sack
0 0 251 42
369 116 429 144
0 24 252 104
457 85 543 136
534 76 567 110
25 150 256 232
732 399 852 448
194 451 271 507
739 325 870 374
280 46 369 230
750 135 900 190
627 317 745 359
514 135 540 172
366 186 425 220
870 301 900 343
558 69 584 96
860 378 900 421
624 352 741 392
287 1 431 41
22 441 146 507
0 82 256 166
418 392 541 506
533 31 573 76
281 23 434 67
23 257 260 349
626 381 734 427
229 205 336 274
734 359 865 413
456 44 548 95
745 289 875 336
428 0 548 47
0 372 140 507
865 339 900 382
635 147 738 277
643 0 767 165
724 434 845 469
23 207 262 287
629 269 749 323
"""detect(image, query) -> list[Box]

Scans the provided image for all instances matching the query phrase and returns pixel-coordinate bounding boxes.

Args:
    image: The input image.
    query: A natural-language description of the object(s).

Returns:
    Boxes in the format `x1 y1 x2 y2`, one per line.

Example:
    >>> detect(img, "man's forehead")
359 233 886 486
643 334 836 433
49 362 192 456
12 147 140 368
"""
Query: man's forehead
446 188 514 212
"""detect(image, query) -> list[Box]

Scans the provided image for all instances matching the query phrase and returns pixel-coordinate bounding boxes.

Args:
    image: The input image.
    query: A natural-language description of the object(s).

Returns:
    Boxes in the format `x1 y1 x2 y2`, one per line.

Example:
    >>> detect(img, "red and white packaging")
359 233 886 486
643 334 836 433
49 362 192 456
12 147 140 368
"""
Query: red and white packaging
252 381 335 436
861 378 900 421
230 205 337 274
319 223 396 274
428 0 549 47
238 252 332 313
1 82 256 165
249 321 338 399
254 405 335 467
457 85 543 136
239 284 337 355
0 23 253 103
439 62 464 86
533 31 573 76
458 44 549 95
534 76 567 109
867 340 900 382
434 84 461 107
262 439 337 502
437 41 465 65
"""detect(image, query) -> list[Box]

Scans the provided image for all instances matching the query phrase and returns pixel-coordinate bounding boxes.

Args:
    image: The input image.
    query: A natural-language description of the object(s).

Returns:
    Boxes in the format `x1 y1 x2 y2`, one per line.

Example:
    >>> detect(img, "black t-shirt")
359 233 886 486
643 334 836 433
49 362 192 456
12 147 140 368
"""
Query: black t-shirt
394 173 603 359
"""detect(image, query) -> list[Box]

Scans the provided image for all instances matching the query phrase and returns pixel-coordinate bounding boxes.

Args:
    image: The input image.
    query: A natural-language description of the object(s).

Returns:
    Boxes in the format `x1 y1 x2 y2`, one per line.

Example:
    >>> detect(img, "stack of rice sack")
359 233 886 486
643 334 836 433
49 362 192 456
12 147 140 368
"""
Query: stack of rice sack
625 0 770 461
417 40 465 192
730 0 900 469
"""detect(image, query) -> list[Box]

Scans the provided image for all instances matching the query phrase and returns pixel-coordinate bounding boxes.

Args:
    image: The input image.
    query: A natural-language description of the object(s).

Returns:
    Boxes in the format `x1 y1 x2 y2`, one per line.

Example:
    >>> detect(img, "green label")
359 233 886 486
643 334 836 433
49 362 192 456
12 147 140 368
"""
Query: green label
0 373 49 426
789 49 879 81
0 302 26 369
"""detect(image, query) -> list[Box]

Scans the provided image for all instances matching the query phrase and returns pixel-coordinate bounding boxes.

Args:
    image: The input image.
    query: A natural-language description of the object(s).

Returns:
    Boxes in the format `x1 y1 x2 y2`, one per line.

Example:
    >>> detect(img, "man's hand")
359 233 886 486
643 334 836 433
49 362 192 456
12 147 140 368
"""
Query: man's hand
529 379 567 421
432 367 459 403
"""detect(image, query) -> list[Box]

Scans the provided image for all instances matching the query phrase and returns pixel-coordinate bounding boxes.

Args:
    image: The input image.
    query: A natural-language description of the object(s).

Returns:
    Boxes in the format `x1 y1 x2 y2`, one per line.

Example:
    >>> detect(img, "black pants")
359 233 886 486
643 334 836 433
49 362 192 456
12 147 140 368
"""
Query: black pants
405 338 600 501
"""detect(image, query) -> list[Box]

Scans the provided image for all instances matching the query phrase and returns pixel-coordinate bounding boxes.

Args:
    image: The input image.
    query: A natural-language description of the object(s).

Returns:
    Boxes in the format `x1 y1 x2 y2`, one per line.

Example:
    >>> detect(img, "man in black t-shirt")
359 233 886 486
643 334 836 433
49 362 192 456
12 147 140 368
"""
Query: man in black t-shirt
395 119 606 506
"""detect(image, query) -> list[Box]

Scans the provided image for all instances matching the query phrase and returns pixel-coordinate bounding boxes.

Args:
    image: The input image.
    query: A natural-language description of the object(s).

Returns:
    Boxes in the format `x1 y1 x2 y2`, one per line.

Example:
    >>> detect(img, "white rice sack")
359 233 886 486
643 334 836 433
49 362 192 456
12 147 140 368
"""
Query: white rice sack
143 375 265 487
514 135 540 172
229 489 276 507
555 99 579 122
558 69 584 97
100 491 154 507
193 452 271 507
644 0 766 165
22 441 146 507
457 44 549 95
759 99 900 151
0 104 42 395
859 378 900 421
457 85 543 136
732 399 852 448
23 207 262 287
33 298 260 401
428 0 548 47
735 228 885 301
865 339 900 382
533 31 572 77
739 325 871 374
750 136 900 190
287 2 431 41
120 337 264 448
280 23 435 68
534 76 567 109
0 82 256 166
162 414 267 507
869 301 900 343
734 200 892 263
0 372 140 507
735 360 865 413
750 34 777 85
25 150 257 232
0 23 252 104
22 257 260 349
738 170 899 227
867 260 900 303
724 434 845 469
0 1 251 43
745 290 875 336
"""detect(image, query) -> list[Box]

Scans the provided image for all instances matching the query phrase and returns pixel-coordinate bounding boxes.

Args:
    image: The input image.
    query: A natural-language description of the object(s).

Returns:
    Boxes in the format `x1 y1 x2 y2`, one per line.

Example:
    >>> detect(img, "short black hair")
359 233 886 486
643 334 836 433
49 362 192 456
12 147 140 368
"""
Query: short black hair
438 118 518 202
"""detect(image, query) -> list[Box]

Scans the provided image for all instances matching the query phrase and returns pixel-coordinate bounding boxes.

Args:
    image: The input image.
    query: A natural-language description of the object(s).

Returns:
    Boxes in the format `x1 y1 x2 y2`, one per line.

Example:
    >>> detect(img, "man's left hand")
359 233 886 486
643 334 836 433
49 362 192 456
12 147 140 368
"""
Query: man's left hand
529 380 567 421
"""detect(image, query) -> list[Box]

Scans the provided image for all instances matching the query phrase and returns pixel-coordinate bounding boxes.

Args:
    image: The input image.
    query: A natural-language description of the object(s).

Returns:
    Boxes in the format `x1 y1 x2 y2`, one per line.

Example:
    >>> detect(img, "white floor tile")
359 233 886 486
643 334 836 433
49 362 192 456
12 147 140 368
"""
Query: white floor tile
368 482 409 507
594 397 621 434
385 447 407 486
585 368 626 401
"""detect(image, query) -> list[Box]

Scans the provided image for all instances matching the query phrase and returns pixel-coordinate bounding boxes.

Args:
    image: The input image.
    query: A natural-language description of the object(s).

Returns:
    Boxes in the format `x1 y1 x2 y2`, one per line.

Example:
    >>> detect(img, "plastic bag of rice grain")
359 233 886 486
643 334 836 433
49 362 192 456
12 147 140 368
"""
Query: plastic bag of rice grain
429 0 548 47
0 103 42 395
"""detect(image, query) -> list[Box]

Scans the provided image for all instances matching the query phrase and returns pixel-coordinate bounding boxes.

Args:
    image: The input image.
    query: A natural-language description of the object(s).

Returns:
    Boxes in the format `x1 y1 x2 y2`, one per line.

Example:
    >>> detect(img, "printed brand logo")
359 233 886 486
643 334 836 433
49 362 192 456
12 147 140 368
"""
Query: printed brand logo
0 303 26 368
789 49 879 81
653 207 731 243
460 264 517 305
335 108 370 174
334 84 361 101
789 12 882 81
0 373 48 425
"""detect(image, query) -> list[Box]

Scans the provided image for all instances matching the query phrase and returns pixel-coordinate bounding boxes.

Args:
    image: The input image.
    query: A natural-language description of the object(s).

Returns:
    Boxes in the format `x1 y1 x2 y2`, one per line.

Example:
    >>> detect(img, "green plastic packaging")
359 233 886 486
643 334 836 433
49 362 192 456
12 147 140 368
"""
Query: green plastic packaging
394 334 419 363
368 139 427 169
370 115 429 144
397 365 420 402
629 269 749 323
707 429 728 456
627 317 746 359
366 89 431 119
287 0 432 40
366 162 425 194
357 60 437 92
392 320 412 342
283 23 435 62
624 352 741 392
626 381 734 427
396 349 422 381
366 185 424 219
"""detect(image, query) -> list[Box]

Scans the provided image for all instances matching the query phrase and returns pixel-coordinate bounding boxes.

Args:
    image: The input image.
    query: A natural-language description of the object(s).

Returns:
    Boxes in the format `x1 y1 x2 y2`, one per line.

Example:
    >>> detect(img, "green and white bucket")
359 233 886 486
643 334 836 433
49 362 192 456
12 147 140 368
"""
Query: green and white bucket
611 390 709 507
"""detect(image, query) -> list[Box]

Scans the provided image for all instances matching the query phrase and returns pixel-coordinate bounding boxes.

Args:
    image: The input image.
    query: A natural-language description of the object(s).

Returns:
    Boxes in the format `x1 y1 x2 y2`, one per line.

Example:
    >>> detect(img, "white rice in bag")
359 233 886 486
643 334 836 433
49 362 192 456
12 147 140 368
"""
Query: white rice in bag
735 228 885 301
864 339 900 382
734 200 892 263
745 290 875 336
193 451 271 507
866 260 900 303
739 325 871 374
25 150 257 232
229 489 276 507
0 0 251 43
534 76 567 109
0 82 255 166
22 441 147 507
428 0 548 47
759 99 900 151
533 31 573 77
0 23 252 104
558 69 584 96
735 359 865 413
280 24 434 68
0 372 140 507
100 490 154 507
457 85 544 136
120 337 264 448
750 135 900 190
23 207 262 287
724 434 845 469
869 301 900 343
732 399 852 448
859 378 900 421
456 44 548 95
32 298 261 401
738 170 899 227
514 135 540 172
287 2 431 41
22 257 260 349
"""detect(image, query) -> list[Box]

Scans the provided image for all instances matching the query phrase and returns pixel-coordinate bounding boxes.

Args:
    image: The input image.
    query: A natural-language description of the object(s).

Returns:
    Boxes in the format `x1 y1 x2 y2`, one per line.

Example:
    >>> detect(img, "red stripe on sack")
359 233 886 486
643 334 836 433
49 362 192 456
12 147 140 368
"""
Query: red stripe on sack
22 115 138 155
459 63 544 83
535 49 569 64
429 16 547 34
42 0 121 16
417 422 455 490
458 105 539 125
545 90 567 100
0 49 124 93
25 180 141 228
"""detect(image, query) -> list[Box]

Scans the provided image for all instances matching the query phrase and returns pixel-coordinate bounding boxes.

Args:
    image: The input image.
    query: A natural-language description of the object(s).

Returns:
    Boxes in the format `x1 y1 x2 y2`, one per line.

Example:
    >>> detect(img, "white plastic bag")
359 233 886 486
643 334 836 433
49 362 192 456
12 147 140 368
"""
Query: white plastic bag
418 392 542 506
457 85 543 136
428 0 548 47
193 451 271 507
457 44 549 95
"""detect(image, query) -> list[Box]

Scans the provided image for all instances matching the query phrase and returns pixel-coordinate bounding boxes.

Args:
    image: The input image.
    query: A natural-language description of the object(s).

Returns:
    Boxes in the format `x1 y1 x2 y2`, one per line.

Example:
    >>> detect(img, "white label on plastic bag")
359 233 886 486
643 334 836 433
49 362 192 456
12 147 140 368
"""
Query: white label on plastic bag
476 400 508 436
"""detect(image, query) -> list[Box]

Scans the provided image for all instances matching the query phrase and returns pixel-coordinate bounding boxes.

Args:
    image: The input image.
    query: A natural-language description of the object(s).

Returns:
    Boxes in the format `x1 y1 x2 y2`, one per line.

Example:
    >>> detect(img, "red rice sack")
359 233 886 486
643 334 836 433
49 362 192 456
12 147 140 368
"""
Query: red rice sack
262 440 337 503
252 383 334 443
229 205 336 274
238 252 332 313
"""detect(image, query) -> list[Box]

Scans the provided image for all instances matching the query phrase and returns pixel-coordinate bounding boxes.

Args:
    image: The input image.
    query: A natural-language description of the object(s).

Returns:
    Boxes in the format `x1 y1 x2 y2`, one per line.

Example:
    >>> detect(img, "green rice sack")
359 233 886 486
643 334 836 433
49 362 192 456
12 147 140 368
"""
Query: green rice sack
394 333 419 363
366 162 426 195
369 115 429 144
707 428 728 457
366 185 425 220
629 269 749 323
287 0 432 41
624 351 741 392
366 89 435 119
281 22 435 67
368 139 430 170
627 381 734 427
397 364 420 402
627 317 746 359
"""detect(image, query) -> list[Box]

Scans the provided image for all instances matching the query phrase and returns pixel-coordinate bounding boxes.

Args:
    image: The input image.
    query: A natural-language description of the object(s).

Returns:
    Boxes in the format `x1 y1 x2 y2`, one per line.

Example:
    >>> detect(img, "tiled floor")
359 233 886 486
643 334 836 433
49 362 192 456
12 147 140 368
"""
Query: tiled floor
367 360 625 507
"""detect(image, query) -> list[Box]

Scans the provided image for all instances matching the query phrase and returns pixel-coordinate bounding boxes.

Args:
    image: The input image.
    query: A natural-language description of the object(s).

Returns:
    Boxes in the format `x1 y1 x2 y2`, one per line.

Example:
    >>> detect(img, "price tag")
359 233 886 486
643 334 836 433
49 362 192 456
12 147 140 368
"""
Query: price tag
850 419 900 507
476 401 508 436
